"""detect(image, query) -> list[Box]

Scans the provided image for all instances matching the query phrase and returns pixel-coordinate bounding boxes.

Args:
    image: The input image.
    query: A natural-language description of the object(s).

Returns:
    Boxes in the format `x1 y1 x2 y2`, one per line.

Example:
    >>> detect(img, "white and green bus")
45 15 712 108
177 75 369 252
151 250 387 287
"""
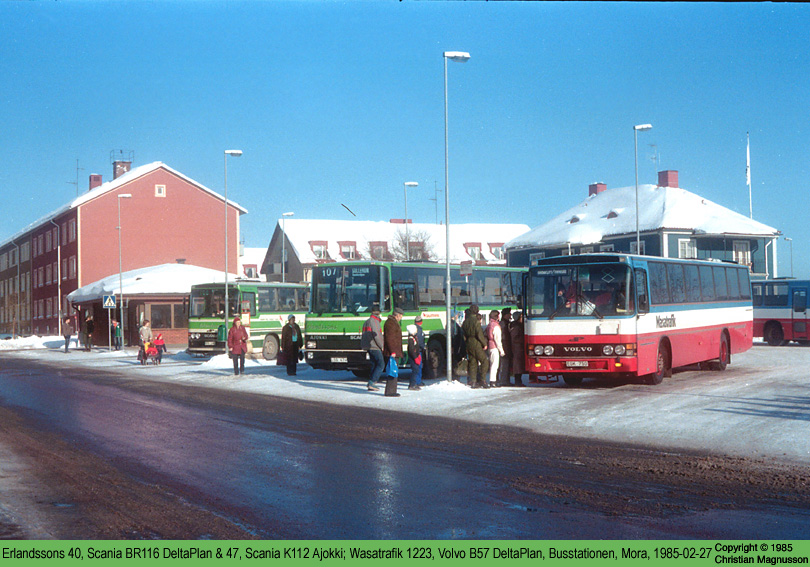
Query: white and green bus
187 281 309 359
304 261 525 377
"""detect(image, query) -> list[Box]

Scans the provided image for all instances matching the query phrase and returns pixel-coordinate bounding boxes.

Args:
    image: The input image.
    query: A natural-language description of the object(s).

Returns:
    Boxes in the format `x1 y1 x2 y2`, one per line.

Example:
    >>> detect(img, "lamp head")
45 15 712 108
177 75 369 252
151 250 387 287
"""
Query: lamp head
118 193 132 199
443 51 471 62
404 182 418 188
225 149 243 157
634 124 653 131
283 212 294 217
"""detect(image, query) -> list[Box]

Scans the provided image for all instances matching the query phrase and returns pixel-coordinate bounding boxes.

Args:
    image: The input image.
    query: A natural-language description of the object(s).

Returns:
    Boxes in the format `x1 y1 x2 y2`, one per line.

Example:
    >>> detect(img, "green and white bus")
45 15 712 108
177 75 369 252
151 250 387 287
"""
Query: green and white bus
188 281 309 359
304 261 525 376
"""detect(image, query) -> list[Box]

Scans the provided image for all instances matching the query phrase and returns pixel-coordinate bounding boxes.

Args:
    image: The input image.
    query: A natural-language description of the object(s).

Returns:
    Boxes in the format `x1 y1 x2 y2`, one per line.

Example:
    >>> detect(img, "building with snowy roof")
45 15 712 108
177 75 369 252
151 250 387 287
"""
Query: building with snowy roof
505 170 780 278
0 158 246 337
260 219 531 283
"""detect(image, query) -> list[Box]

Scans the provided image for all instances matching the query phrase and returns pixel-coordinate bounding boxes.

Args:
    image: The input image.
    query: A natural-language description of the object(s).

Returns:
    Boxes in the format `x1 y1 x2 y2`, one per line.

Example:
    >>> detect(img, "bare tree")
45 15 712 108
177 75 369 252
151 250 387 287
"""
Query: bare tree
390 228 435 262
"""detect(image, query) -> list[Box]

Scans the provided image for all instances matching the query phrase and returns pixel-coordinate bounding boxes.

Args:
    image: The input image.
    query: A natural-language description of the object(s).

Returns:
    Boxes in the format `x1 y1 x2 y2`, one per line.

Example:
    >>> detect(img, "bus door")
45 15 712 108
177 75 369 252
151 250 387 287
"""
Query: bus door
792 288 808 340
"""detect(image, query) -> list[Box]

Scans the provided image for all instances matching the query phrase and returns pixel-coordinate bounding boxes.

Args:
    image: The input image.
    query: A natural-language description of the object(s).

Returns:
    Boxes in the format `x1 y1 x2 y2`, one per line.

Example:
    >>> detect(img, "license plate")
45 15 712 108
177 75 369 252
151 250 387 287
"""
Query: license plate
565 360 589 368
204 341 215 346
331 357 348 363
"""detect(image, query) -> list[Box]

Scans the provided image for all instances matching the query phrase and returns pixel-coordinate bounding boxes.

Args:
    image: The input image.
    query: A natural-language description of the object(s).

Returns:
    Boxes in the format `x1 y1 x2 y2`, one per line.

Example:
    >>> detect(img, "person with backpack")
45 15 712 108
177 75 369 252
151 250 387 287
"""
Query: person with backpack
360 304 385 391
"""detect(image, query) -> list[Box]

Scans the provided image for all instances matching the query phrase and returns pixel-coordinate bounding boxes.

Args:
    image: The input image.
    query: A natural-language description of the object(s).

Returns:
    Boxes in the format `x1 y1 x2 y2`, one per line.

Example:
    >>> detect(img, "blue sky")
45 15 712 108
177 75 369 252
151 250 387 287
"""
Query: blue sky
1 2 808 276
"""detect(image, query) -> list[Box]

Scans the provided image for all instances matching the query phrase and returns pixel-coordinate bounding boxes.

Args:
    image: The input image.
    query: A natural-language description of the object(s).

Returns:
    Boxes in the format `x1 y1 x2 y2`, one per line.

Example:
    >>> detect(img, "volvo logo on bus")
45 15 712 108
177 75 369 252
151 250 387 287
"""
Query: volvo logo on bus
563 346 592 353
656 315 676 328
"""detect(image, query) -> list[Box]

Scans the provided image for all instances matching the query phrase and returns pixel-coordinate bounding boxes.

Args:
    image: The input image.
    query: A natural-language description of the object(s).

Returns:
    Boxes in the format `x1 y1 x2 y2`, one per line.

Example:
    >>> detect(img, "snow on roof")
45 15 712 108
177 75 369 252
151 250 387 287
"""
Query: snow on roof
506 183 779 250
276 219 531 264
2 162 247 249
67 263 240 303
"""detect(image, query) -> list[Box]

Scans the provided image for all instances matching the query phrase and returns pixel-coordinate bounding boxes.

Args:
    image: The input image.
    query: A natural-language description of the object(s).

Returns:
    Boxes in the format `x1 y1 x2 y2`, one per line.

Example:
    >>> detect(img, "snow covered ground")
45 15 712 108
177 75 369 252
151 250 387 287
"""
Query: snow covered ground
3 335 810 466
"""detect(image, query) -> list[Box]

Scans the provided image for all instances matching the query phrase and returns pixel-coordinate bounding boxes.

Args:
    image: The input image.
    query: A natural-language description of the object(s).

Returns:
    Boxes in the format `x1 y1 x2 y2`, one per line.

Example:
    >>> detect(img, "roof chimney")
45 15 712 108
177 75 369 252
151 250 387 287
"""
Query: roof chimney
588 182 607 196
113 160 131 179
89 174 103 191
110 149 134 180
658 170 678 188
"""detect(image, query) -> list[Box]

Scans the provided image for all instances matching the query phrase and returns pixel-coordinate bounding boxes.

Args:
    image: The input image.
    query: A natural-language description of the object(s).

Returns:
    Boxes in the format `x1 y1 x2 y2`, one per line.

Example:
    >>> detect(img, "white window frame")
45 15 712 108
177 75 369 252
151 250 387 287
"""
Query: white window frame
678 238 697 259
630 241 646 255
155 184 167 198
733 240 751 267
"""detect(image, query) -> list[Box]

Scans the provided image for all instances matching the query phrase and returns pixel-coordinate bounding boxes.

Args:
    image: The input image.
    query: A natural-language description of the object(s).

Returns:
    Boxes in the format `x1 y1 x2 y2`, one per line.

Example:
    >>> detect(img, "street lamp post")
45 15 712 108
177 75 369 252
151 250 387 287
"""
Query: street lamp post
443 50 470 382
224 150 242 327
785 237 794 277
633 123 652 254
282 212 294 282
403 182 418 260
117 193 132 348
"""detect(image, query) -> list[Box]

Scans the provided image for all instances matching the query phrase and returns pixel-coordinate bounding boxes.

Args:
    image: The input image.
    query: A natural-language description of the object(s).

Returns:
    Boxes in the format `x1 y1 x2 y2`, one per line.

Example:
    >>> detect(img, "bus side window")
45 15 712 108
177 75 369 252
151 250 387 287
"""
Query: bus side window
635 269 649 313
793 290 807 313
392 281 417 311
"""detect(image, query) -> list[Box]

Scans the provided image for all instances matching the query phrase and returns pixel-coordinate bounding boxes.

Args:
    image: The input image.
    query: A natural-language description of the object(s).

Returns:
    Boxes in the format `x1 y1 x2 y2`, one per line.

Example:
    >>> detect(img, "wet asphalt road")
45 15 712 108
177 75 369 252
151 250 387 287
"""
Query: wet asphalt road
1 356 809 539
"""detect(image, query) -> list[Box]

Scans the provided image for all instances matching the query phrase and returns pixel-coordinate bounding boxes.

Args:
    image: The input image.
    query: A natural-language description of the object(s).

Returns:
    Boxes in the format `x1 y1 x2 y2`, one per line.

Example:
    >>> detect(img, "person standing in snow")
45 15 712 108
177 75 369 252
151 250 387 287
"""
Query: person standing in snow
406 324 423 391
486 310 505 388
414 315 432 381
510 311 526 387
228 317 249 375
62 317 74 353
462 304 489 388
138 319 153 364
360 304 385 391
84 314 95 351
280 314 303 376
382 307 404 397
498 307 512 386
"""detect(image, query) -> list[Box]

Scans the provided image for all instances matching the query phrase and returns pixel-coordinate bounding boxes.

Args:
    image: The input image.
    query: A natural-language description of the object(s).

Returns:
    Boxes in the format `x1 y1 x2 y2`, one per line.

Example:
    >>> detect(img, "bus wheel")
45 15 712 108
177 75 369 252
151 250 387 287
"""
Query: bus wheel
644 342 669 385
764 322 786 347
710 333 730 371
563 375 583 387
262 334 279 360
351 368 370 379
427 339 446 378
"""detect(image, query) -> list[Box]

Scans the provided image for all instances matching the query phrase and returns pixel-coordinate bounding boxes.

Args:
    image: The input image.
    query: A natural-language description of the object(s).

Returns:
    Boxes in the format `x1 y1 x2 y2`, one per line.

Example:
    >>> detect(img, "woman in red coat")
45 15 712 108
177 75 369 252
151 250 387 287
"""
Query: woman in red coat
227 317 249 375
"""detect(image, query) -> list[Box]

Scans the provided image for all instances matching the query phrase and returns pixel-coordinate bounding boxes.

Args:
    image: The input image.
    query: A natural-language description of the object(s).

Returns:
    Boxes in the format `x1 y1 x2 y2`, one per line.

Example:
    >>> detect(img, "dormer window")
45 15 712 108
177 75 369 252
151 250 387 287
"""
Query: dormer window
464 242 482 260
338 241 357 260
607 210 618 219
489 242 505 260
369 241 388 260
569 216 581 224
309 241 329 260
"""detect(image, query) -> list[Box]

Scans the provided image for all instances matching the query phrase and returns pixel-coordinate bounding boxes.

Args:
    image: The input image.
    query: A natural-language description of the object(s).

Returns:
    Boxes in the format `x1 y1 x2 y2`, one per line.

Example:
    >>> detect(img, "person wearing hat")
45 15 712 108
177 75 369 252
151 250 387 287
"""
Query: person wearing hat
281 314 304 376
462 304 489 388
360 304 385 391
382 307 404 397
406 324 423 391
228 317 249 375
414 315 432 381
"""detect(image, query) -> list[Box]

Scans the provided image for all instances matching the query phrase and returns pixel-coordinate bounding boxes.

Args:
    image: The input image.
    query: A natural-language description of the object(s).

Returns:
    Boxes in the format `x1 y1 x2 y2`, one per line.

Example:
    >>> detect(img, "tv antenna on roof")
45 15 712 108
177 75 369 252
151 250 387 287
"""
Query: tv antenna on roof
66 158 84 197
648 144 660 172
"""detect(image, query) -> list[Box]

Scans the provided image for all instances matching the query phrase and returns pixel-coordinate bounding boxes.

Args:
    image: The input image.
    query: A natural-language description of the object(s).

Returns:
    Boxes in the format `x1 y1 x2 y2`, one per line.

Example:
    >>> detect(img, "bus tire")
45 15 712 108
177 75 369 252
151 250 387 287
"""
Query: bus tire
262 334 280 360
427 338 446 378
644 341 670 385
563 375 583 387
351 368 370 379
710 333 730 371
764 322 786 347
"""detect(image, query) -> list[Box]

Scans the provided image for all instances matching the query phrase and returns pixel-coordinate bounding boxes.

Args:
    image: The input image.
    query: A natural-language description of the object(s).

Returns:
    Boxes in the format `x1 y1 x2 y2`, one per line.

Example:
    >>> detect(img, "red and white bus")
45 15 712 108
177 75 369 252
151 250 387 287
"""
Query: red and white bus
524 254 753 385
752 279 810 346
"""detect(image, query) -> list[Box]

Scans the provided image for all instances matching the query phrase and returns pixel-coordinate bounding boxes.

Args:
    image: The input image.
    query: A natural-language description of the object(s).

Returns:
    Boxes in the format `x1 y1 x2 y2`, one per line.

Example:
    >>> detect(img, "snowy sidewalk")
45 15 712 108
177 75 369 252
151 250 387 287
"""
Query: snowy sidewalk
3 336 810 467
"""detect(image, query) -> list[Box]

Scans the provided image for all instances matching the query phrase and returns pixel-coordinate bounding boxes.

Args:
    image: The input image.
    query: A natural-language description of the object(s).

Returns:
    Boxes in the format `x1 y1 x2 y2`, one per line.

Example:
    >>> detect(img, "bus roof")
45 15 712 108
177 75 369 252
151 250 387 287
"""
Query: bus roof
314 260 524 271
531 252 748 268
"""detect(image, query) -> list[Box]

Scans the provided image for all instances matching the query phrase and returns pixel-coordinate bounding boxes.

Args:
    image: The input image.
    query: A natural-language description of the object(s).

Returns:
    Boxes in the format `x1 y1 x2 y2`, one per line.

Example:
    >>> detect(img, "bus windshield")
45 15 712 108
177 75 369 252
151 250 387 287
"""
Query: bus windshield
313 265 382 314
189 286 240 319
529 264 634 318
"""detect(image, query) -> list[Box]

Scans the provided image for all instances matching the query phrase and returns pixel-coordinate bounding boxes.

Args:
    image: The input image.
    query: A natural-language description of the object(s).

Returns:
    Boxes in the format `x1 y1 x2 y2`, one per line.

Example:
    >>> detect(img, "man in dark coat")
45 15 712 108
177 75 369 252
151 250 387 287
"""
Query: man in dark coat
62 317 74 353
281 315 304 376
462 304 489 388
498 307 512 386
382 307 404 397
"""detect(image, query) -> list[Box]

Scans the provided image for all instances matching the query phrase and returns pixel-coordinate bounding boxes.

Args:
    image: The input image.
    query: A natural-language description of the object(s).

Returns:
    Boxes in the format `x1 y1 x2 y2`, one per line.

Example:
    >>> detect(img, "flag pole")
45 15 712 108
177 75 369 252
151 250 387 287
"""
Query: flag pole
747 132 752 219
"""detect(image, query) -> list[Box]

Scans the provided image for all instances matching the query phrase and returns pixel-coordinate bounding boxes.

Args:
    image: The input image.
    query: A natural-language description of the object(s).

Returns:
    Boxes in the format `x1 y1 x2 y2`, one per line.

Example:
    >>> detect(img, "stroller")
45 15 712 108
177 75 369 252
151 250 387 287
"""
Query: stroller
139 341 161 365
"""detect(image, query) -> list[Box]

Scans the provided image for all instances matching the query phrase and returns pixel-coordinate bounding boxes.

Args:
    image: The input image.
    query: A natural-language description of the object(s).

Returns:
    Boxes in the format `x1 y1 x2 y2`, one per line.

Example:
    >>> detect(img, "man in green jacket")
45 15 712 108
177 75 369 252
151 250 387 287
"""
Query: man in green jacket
462 304 489 388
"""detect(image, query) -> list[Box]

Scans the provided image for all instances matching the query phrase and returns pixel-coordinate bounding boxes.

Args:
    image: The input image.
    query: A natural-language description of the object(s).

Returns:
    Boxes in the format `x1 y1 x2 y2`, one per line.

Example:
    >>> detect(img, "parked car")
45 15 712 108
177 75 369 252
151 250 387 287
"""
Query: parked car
0 333 13 340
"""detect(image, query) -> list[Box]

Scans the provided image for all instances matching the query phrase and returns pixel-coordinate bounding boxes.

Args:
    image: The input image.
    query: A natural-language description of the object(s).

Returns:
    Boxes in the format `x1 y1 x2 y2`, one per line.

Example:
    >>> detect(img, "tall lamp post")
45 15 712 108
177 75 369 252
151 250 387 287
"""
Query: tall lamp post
403 181 418 260
224 150 243 325
443 50 470 382
117 193 132 348
633 123 652 254
785 237 794 277
281 212 294 282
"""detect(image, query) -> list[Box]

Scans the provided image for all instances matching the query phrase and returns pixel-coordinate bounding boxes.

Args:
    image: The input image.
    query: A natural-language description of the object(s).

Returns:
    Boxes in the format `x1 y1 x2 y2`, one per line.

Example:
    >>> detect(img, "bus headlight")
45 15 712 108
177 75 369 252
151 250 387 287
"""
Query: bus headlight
544 345 554 356
602 345 614 356
614 344 626 356
533 345 544 356
306 340 317 349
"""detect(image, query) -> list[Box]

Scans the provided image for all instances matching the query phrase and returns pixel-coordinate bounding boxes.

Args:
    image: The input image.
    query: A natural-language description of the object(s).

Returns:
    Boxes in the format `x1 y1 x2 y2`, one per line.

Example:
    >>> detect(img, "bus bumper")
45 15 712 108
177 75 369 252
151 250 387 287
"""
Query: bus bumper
306 349 370 371
528 357 639 374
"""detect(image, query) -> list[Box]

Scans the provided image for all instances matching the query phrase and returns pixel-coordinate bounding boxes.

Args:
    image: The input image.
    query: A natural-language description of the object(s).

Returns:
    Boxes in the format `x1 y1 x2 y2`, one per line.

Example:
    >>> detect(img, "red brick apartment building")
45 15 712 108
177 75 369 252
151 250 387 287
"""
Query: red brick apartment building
0 160 246 340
